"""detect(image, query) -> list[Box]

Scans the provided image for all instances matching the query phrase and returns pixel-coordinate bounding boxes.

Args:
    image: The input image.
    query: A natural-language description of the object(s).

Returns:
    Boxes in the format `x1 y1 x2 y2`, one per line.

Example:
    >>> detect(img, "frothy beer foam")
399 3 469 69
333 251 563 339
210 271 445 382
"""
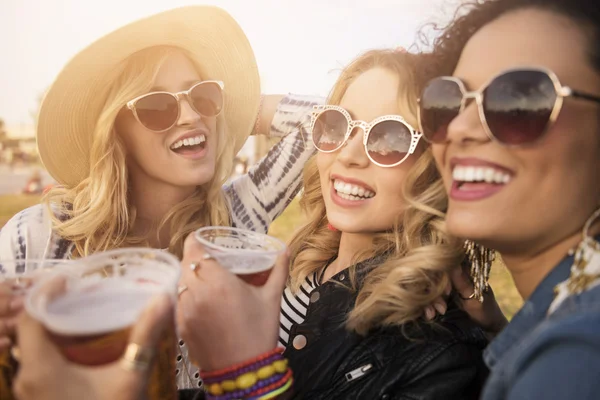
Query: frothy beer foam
41 279 163 336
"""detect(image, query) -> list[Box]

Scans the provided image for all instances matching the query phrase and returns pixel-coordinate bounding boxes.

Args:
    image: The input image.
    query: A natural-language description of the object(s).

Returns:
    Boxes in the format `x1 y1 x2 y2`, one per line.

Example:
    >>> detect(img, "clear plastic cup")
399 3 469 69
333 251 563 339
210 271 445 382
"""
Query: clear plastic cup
195 227 287 286
25 248 180 400
0 259 71 295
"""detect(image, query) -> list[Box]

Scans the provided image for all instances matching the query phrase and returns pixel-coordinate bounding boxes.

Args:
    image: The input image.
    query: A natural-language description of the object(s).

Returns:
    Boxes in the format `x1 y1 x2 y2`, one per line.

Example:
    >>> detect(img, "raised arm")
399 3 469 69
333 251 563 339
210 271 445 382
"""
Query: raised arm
252 95 285 136
225 94 325 233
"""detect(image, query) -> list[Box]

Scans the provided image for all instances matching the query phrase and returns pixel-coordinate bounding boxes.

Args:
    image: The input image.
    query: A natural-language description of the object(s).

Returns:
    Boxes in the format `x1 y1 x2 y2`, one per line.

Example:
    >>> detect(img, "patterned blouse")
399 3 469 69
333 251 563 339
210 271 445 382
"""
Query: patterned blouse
0 94 323 390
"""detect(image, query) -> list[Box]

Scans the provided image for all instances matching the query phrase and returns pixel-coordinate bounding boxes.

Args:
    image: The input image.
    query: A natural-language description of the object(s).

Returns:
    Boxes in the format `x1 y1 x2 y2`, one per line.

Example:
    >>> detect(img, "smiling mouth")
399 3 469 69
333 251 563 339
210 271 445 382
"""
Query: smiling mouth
333 179 376 201
452 165 512 190
170 134 206 155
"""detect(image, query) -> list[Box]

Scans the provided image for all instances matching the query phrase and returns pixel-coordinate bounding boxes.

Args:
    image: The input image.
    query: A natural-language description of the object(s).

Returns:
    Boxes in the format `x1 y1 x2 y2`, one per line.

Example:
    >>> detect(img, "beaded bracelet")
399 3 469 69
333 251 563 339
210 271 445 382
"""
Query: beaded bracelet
201 348 284 381
207 370 292 400
202 354 284 384
203 348 293 400
246 369 292 398
205 359 289 396
252 378 294 400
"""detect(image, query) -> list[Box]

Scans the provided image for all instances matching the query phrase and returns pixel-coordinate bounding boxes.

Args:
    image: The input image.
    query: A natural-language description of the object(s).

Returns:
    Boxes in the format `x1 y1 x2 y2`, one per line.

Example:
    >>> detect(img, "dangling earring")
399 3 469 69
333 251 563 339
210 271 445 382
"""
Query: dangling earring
464 240 496 303
327 223 338 232
550 207 600 313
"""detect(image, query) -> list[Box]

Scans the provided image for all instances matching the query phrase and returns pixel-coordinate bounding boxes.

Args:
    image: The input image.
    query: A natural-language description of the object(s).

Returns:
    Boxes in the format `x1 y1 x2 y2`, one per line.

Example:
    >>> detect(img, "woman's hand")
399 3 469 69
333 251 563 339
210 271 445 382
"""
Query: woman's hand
0 282 22 350
177 233 289 372
13 294 173 400
450 263 508 336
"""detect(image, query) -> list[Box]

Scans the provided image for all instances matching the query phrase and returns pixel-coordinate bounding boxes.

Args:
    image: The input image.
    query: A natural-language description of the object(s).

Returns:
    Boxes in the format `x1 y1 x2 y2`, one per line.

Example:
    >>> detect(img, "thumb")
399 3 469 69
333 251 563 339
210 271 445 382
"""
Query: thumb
115 293 174 400
450 262 475 299
128 293 173 351
182 231 205 261
265 250 290 296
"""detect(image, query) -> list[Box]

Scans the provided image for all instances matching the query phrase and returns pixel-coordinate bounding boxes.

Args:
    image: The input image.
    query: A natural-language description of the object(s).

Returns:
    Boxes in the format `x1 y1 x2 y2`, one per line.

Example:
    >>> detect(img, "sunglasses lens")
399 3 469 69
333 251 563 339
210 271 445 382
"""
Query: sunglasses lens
366 120 413 166
312 109 348 151
190 82 223 117
483 70 556 144
419 78 463 143
135 93 179 131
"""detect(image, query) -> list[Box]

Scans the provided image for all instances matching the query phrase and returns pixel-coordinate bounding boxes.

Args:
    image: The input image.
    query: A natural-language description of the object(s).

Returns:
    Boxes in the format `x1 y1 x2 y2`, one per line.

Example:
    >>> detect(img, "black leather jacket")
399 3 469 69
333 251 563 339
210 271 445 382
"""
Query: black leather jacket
179 259 488 400
282 264 489 400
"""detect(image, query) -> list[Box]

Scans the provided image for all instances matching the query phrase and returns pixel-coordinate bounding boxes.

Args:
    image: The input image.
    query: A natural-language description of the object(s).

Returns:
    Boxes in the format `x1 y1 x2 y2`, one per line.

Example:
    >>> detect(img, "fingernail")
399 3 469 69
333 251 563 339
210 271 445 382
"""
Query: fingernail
434 302 447 315
10 298 24 311
425 307 435 321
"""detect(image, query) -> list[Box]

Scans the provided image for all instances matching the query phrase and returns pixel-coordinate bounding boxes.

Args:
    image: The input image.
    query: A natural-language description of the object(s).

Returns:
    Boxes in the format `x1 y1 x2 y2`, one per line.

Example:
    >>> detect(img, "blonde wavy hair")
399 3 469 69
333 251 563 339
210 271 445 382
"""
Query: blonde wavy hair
287 49 463 335
44 46 234 258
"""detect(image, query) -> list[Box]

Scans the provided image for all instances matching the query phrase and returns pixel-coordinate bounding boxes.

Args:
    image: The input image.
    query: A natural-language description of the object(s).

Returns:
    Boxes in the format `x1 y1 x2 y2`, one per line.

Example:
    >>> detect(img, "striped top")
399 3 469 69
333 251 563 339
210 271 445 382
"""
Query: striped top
279 273 320 346
0 94 323 390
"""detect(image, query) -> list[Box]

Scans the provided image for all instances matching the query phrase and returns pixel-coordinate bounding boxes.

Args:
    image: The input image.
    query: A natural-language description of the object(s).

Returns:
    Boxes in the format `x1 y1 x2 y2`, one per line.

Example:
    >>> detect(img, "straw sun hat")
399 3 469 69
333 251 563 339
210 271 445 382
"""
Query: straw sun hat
37 6 260 187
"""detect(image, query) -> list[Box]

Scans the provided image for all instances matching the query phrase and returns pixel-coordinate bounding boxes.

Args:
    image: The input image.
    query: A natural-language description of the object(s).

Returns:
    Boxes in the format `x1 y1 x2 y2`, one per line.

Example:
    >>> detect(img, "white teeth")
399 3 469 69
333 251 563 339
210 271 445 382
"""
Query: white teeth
333 179 375 199
170 135 206 150
452 165 511 184
475 168 485 181
337 192 363 201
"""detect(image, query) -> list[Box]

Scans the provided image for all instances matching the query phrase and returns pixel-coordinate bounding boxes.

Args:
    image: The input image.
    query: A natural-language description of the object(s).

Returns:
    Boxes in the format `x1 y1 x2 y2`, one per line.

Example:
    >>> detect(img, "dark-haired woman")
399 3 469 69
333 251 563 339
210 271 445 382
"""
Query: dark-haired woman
419 0 600 398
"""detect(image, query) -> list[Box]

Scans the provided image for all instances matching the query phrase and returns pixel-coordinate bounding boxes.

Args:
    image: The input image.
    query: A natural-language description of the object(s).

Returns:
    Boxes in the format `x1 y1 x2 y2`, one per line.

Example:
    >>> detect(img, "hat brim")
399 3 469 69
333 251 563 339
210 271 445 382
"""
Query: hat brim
37 6 260 187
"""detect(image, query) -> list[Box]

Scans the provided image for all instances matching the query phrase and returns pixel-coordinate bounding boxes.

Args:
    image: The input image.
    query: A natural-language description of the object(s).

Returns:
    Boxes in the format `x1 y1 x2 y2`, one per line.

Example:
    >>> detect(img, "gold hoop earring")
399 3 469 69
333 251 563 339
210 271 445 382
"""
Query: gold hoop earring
464 240 496 303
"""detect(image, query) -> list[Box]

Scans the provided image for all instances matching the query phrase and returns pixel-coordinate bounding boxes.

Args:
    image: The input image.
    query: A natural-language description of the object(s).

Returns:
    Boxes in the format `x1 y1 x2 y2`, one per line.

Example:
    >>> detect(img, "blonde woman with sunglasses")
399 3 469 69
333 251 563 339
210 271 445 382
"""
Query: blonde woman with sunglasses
170 49 489 400
0 6 321 392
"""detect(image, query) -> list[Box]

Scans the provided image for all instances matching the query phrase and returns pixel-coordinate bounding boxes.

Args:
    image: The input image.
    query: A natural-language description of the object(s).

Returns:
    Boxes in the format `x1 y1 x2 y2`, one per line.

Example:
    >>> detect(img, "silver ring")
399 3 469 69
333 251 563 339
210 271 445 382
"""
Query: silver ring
202 254 215 261
178 285 188 296
190 262 200 272
202 253 215 261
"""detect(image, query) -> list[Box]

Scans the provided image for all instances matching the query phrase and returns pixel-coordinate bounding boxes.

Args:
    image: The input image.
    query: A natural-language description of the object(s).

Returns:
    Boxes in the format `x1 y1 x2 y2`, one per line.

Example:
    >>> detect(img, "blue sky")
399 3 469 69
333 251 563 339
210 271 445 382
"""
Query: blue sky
0 0 455 126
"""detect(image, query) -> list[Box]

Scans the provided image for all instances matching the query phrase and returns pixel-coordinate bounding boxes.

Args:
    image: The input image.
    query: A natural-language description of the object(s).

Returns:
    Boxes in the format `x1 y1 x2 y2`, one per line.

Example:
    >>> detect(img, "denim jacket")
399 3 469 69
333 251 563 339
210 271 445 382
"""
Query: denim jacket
482 244 600 400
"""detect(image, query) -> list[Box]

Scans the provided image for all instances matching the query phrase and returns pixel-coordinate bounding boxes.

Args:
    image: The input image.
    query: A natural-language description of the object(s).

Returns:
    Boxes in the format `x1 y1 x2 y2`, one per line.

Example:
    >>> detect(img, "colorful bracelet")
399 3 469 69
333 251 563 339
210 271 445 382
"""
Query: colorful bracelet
252 378 293 400
246 369 292 398
201 348 284 380
202 354 284 384
205 359 288 395
203 348 293 400
206 370 291 400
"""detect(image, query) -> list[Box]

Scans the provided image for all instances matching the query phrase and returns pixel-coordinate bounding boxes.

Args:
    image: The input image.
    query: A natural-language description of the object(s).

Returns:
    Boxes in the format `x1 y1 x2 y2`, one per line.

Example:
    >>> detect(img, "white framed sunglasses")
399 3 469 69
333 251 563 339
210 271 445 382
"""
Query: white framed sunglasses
126 80 224 132
310 105 422 167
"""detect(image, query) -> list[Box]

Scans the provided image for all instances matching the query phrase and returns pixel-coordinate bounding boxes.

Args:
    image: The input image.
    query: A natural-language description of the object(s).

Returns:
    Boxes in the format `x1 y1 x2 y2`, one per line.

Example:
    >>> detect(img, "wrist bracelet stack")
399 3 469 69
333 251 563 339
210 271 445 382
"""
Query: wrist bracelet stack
201 348 293 400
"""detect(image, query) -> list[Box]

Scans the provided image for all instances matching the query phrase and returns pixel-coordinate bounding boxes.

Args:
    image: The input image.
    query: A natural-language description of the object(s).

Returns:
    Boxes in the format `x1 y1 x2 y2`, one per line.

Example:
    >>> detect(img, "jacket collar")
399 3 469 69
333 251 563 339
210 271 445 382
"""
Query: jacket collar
483 252 573 368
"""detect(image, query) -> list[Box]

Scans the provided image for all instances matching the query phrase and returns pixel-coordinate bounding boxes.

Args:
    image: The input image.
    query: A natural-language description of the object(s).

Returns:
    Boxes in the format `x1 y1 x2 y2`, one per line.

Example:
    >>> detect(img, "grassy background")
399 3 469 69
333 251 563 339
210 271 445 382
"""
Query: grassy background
1 194 523 318
0 194 42 227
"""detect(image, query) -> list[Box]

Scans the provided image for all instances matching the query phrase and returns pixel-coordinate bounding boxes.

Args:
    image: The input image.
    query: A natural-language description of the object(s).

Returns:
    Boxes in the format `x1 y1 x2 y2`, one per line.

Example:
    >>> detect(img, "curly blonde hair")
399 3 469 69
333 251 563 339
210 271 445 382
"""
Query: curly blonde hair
44 46 233 258
287 49 463 335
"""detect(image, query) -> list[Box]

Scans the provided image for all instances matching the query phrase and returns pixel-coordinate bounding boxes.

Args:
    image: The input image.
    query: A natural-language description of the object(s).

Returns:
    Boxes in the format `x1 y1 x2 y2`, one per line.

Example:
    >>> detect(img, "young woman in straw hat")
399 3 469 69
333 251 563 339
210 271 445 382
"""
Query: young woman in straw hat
0 5 321 391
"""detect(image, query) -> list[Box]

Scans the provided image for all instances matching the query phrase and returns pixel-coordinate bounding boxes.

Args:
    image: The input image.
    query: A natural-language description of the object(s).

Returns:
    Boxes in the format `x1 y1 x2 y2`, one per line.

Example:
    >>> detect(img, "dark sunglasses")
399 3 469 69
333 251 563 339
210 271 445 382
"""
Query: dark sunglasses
126 80 224 132
418 67 600 145
310 105 422 167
